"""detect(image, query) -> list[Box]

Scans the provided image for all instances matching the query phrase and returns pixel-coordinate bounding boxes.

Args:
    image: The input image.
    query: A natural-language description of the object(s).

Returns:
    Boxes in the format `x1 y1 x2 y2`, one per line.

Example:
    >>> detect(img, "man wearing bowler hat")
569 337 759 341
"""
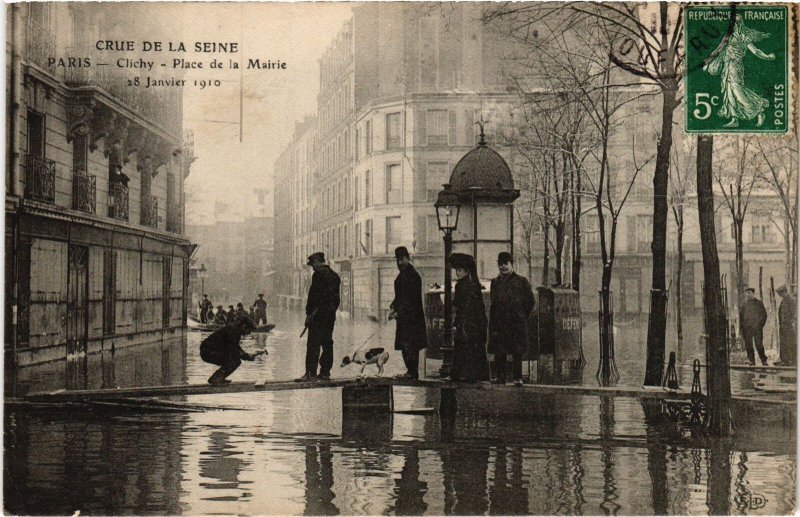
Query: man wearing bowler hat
489 252 535 386
739 287 769 366
389 246 428 380
296 252 341 381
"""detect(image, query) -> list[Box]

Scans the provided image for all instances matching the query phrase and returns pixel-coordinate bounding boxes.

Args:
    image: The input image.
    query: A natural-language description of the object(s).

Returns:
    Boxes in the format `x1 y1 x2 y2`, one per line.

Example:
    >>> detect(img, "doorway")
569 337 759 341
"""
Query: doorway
66 244 89 356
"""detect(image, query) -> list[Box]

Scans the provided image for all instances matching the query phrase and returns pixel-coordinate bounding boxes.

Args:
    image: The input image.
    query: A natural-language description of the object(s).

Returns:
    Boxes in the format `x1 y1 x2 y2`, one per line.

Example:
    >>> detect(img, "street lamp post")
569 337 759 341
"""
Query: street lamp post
435 184 461 379
198 262 208 302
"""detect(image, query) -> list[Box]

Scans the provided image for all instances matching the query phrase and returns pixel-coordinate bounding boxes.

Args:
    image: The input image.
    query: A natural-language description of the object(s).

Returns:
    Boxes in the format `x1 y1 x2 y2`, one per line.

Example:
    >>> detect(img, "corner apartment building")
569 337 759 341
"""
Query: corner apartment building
5 4 194 367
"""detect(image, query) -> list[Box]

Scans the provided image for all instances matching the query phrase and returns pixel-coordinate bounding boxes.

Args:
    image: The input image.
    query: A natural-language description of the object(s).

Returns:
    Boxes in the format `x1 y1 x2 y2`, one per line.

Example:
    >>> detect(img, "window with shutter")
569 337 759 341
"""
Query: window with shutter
386 113 402 150
386 164 401 204
426 162 448 202
426 110 447 145
27 110 45 159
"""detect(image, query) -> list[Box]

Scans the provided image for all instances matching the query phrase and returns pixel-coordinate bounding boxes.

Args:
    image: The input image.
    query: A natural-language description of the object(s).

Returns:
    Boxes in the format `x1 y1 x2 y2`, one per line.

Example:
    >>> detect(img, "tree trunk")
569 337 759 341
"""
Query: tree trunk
573 168 582 290
735 218 745 308
554 222 564 286
644 82 678 386
542 222 550 286
696 135 732 436
675 212 684 361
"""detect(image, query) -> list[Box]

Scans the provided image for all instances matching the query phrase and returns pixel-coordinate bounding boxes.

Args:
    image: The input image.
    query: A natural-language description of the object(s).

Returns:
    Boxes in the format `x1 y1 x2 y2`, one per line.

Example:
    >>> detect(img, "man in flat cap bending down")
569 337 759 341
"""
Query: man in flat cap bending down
389 246 428 380
296 252 341 382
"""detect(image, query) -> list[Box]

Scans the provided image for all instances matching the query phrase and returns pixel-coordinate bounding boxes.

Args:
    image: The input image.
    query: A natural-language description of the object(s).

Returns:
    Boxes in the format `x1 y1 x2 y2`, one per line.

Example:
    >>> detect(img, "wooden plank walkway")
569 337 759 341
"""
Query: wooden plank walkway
17 377 795 410
20 377 699 403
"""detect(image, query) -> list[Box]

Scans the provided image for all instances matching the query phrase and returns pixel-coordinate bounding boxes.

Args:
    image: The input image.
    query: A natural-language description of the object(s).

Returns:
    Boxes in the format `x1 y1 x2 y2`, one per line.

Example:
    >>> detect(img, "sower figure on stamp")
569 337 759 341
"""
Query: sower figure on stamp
489 252 535 386
389 246 428 380
252 293 268 325
200 316 259 385
450 253 489 383
740 287 769 366
296 252 341 382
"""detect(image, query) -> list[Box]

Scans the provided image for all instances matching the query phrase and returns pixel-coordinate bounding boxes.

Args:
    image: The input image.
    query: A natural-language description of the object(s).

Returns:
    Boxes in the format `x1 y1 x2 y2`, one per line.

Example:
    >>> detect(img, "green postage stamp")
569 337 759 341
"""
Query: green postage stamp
685 4 791 134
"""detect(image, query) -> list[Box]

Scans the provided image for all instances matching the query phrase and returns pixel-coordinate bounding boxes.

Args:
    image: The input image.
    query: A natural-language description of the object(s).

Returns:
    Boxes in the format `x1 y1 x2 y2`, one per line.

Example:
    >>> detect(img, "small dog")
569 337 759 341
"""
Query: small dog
341 347 390 378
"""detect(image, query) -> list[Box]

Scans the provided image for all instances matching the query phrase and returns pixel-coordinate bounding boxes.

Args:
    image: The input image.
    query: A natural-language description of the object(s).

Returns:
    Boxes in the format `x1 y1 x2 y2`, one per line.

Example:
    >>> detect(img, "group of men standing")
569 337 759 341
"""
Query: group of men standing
292 246 534 385
739 285 797 366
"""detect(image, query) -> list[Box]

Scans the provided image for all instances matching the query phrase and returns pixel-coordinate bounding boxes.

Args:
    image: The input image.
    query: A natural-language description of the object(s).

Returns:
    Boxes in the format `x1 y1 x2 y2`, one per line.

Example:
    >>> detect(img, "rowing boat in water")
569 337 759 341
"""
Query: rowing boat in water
188 316 275 333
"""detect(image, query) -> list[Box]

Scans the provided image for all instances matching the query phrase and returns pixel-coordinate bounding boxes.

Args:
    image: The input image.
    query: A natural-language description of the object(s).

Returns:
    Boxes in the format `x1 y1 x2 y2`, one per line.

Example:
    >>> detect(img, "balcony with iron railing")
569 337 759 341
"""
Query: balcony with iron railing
25 154 56 203
72 171 96 214
108 182 129 221
141 196 159 228
64 50 182 138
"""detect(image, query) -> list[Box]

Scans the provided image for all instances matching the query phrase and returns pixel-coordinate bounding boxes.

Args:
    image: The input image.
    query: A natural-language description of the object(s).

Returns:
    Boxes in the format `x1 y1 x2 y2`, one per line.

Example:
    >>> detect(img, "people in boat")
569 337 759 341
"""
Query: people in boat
226 305 236 323
252 293 268 325
201 316 258 385
235 303 248 323
213 305 227 325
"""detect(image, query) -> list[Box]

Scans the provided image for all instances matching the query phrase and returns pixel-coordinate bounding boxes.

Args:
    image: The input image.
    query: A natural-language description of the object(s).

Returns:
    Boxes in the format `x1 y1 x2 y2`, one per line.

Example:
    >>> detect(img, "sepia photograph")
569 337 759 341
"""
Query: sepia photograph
3 2 798 515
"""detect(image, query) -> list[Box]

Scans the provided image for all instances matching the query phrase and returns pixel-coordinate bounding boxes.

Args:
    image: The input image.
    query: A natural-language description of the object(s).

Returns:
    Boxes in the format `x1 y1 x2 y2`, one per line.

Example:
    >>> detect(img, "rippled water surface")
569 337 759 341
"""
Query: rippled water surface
4 309 796 515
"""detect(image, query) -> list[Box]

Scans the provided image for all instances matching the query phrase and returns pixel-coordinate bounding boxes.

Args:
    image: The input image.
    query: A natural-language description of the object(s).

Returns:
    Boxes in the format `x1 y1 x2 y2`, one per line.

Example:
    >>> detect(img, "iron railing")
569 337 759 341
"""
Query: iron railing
141 196 159 228
108 182 129 221
72 171 96 214
25 154 56 203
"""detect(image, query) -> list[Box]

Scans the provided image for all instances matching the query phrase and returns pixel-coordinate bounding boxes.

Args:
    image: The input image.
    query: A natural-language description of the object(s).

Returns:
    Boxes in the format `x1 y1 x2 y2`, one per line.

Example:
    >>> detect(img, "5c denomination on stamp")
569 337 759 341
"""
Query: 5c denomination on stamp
685 4 792 134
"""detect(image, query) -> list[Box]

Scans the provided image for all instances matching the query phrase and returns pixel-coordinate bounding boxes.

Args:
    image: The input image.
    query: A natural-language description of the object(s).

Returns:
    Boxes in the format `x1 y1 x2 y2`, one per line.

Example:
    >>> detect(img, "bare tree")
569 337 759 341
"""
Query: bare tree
668 137 696 360
713 136 759 309
483 0 684 386
753 135 799 287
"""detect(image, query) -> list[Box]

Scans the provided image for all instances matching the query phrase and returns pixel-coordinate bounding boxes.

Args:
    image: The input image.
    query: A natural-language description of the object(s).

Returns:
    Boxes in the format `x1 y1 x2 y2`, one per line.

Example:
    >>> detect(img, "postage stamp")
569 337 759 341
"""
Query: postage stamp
685 4 791 134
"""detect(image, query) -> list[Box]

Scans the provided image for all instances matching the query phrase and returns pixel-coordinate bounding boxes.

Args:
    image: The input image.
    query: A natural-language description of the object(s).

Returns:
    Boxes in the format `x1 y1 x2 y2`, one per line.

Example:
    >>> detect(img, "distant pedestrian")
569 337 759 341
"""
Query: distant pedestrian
200 316 258 385
740 287 769 366
389 246 428 380
777 286 796 366
295 252 341 382
450 253 488 383
489 252 534 386
226 305 236 323
252 293 268 325
200 294 213 323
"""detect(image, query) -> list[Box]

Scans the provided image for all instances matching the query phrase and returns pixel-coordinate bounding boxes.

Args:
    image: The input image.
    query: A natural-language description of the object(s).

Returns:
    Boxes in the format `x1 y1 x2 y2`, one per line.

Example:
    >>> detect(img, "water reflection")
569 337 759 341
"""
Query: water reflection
3 309 797 515
304 443 338 515
488 446 528 515
199 432 251 499
393 447 428 515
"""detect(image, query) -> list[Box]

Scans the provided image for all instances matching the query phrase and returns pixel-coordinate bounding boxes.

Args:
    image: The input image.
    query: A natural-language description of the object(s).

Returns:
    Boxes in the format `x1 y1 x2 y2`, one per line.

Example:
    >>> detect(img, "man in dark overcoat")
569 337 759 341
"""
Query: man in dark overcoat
489 252 535 385
450 253 488 382
777 285 796 366
740 287 769 366
200 316 258 385
252 293 268 325
389 246 428 380
296 252 341 382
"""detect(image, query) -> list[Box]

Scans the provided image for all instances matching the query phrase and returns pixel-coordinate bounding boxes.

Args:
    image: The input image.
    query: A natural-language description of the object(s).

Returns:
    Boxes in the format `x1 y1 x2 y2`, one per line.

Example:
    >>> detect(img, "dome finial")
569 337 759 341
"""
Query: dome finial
475 113 487 147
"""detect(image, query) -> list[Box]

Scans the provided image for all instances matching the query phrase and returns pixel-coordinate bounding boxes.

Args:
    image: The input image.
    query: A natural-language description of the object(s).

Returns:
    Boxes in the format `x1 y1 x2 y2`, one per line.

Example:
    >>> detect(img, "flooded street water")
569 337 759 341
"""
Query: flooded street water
4 309 796 515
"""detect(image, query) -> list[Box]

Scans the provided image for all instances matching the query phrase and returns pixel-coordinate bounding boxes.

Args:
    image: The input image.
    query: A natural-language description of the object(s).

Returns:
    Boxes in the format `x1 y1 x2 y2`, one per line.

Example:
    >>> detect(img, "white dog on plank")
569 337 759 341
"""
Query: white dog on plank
340 347 390 378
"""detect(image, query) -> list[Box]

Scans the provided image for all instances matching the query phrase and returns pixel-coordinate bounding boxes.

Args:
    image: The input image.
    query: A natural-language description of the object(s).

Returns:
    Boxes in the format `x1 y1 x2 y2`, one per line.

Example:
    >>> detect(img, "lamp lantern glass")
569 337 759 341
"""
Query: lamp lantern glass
435 184 460 232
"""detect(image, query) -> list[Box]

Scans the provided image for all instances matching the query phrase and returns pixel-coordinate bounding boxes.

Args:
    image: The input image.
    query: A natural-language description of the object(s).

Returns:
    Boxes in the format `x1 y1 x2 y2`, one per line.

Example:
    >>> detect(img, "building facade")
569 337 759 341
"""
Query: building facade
5 4 194 367
273 3 791 323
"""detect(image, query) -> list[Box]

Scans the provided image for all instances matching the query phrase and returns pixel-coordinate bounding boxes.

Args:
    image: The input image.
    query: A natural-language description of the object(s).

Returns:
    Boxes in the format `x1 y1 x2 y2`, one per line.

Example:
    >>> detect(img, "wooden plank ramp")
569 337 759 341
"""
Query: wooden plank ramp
21 377 699 403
